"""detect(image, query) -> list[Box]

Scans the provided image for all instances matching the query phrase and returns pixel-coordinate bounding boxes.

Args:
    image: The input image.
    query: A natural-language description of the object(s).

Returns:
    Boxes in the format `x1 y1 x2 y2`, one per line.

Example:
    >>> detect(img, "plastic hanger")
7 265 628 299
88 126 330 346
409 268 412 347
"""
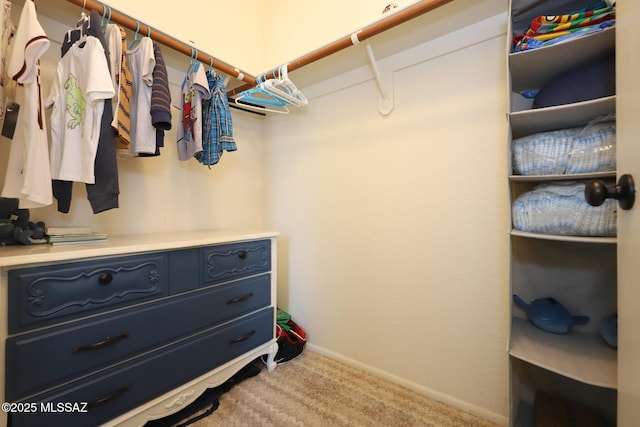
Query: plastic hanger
193 50 200 73
76 0 89 28
235 73 290 114
182 48 197 91
128 21 141 50
101 5 108 27
261 64 308 107
235 89 290 114
186 49 200 75
67 0 89 44
185 48 195 76
277 65 307 106
130 22 152 48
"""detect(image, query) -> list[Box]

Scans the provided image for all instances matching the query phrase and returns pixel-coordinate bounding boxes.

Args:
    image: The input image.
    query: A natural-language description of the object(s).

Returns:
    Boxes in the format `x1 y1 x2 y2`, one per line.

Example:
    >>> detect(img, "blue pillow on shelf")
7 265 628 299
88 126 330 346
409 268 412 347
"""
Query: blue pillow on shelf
533 54 615 109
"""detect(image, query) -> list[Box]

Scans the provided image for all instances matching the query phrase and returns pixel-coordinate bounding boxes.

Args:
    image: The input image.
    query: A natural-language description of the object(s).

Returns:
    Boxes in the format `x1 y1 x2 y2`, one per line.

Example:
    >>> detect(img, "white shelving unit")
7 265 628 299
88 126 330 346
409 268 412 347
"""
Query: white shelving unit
507 1 618 425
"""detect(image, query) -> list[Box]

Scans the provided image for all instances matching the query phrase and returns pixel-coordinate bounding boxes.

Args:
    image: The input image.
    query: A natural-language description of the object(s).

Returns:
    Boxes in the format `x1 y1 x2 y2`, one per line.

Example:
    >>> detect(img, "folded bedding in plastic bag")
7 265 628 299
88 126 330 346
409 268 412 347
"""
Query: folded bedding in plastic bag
512 181 616 236
512 115 615 175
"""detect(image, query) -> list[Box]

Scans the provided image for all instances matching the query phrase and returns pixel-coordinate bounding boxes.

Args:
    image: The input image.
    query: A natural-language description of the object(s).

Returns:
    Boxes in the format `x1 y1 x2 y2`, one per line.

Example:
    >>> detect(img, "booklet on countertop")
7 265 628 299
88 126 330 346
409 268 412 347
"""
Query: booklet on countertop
46 226 94 237
46 227 108 245
48 237 109 246
47 233 108 243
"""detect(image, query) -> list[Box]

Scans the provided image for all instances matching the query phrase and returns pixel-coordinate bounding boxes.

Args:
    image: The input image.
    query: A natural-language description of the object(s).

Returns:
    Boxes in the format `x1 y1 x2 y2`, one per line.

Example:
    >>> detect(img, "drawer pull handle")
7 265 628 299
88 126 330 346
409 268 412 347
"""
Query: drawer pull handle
98 272 113 285
88 384 132 408
72 332 131 353
229 329 256 344
238 250 248 259
226 293 254 304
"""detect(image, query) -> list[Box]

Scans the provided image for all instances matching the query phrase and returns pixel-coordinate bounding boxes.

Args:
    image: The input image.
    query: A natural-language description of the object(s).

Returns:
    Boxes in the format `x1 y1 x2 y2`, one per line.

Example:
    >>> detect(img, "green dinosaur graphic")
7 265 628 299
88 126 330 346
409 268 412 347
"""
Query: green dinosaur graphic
64 73 85 129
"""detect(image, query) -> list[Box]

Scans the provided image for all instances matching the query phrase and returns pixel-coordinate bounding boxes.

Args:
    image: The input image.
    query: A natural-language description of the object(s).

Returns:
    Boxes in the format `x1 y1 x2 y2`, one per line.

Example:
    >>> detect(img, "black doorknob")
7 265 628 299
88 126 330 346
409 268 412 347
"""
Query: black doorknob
585 174 635 210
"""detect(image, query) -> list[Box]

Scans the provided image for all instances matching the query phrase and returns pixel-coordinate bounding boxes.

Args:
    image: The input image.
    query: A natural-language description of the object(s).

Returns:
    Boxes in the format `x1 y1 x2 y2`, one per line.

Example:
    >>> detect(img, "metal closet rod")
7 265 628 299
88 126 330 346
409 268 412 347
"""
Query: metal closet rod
64 0 256 85
227 0 454 97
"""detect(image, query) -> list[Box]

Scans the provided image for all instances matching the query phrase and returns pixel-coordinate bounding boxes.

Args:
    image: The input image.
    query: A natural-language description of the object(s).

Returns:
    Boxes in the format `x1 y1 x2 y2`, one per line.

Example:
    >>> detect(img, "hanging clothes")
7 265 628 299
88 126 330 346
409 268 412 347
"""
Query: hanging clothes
53 10 119 214
125 37 156 155
177 62 210 161
139 41 171 157
48 35 114 184
104 22 121 130
1 0 53 209
114 25 133 152
196 70 237 167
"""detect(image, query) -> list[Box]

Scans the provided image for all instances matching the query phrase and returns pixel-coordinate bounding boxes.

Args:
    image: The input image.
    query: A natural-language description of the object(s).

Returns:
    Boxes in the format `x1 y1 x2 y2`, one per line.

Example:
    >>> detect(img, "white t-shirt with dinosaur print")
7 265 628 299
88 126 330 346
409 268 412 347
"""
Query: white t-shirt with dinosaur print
47 35 115 184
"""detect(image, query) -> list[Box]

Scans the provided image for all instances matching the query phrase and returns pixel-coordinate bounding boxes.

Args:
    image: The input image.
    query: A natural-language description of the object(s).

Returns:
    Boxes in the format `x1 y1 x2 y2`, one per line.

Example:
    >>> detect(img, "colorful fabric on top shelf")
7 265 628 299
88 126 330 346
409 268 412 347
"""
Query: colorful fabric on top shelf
513 1 616 52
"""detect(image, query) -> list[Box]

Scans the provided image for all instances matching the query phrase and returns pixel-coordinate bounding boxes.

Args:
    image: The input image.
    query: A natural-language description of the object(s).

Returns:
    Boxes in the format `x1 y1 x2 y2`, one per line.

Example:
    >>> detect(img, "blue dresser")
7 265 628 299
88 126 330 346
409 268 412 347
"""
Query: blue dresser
0 231 279 427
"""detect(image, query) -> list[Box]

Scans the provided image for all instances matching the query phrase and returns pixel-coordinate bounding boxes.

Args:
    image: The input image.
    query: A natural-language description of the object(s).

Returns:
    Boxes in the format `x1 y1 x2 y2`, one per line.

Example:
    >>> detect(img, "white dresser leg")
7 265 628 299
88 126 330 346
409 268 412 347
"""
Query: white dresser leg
264 341 279 371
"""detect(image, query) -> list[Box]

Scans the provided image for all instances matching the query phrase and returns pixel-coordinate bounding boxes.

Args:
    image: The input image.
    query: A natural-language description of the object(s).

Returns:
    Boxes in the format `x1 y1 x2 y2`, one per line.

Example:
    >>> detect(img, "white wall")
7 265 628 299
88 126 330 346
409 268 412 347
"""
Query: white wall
259 0 418 69
264 13 510 423
99 0 267 75
261 0 507 75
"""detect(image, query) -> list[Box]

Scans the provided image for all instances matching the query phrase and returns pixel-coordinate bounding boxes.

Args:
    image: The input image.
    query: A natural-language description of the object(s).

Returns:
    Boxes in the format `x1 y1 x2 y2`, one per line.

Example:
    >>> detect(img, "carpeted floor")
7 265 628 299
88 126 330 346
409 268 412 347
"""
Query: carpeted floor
174 351 499 427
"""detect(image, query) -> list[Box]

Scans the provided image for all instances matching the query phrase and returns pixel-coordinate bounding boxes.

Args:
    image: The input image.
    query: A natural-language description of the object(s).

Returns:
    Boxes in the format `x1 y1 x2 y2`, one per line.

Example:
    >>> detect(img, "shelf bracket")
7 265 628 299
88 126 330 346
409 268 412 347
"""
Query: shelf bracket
365 42 394 116
351 30 394 116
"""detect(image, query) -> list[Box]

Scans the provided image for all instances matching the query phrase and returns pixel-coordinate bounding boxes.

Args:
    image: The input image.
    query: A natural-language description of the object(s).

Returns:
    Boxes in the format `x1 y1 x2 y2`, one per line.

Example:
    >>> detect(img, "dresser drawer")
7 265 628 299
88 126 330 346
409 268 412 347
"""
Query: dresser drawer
6 274 271 401
202 240 271 285
8 253 170 333
10 308 274 427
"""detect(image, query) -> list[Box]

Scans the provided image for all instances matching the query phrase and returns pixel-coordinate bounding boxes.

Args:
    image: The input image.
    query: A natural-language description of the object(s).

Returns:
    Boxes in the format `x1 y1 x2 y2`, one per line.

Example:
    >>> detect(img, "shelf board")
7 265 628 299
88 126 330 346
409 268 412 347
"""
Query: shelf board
509 27 615 93
510 230 616 244
508 96 616 138
509 171 616 182
510 317 617 389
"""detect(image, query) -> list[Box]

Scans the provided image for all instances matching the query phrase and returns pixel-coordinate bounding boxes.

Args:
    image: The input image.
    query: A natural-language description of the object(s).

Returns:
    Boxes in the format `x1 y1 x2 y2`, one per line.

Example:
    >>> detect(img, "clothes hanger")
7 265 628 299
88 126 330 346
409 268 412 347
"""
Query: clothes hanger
182 48 196 90
277 65 307 105
281 65 307 106
186 48 194 73
256 65 306 107
185 49 200 75
105 6 112 27
193 49 200 73
261 64 308 107
76 0 89 28
101 5 107 28
235 72 290 114
128 21 141 50
67 0 90 44
235 89 290 114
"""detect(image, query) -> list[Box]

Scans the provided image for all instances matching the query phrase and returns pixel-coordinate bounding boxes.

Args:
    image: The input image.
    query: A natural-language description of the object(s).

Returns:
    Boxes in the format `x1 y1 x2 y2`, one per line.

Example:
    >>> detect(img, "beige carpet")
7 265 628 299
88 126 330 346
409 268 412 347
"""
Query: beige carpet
186 351 499 427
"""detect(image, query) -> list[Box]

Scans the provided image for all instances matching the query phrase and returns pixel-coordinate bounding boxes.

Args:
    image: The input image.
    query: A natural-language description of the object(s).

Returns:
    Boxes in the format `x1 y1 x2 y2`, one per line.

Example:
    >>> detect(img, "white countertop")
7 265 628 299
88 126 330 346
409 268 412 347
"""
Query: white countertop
0 230 279 268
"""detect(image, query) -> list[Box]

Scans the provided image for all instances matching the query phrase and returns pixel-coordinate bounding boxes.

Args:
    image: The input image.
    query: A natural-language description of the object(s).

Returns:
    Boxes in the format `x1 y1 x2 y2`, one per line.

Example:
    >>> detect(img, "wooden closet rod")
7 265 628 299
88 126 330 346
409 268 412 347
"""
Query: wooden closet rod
228 0 454 96
64 0 256 85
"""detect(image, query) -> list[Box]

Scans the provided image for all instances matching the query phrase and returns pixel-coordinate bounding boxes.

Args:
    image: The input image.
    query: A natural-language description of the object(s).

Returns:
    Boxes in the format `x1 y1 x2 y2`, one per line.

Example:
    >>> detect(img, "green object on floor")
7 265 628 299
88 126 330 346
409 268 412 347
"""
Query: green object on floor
277 308 292 331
